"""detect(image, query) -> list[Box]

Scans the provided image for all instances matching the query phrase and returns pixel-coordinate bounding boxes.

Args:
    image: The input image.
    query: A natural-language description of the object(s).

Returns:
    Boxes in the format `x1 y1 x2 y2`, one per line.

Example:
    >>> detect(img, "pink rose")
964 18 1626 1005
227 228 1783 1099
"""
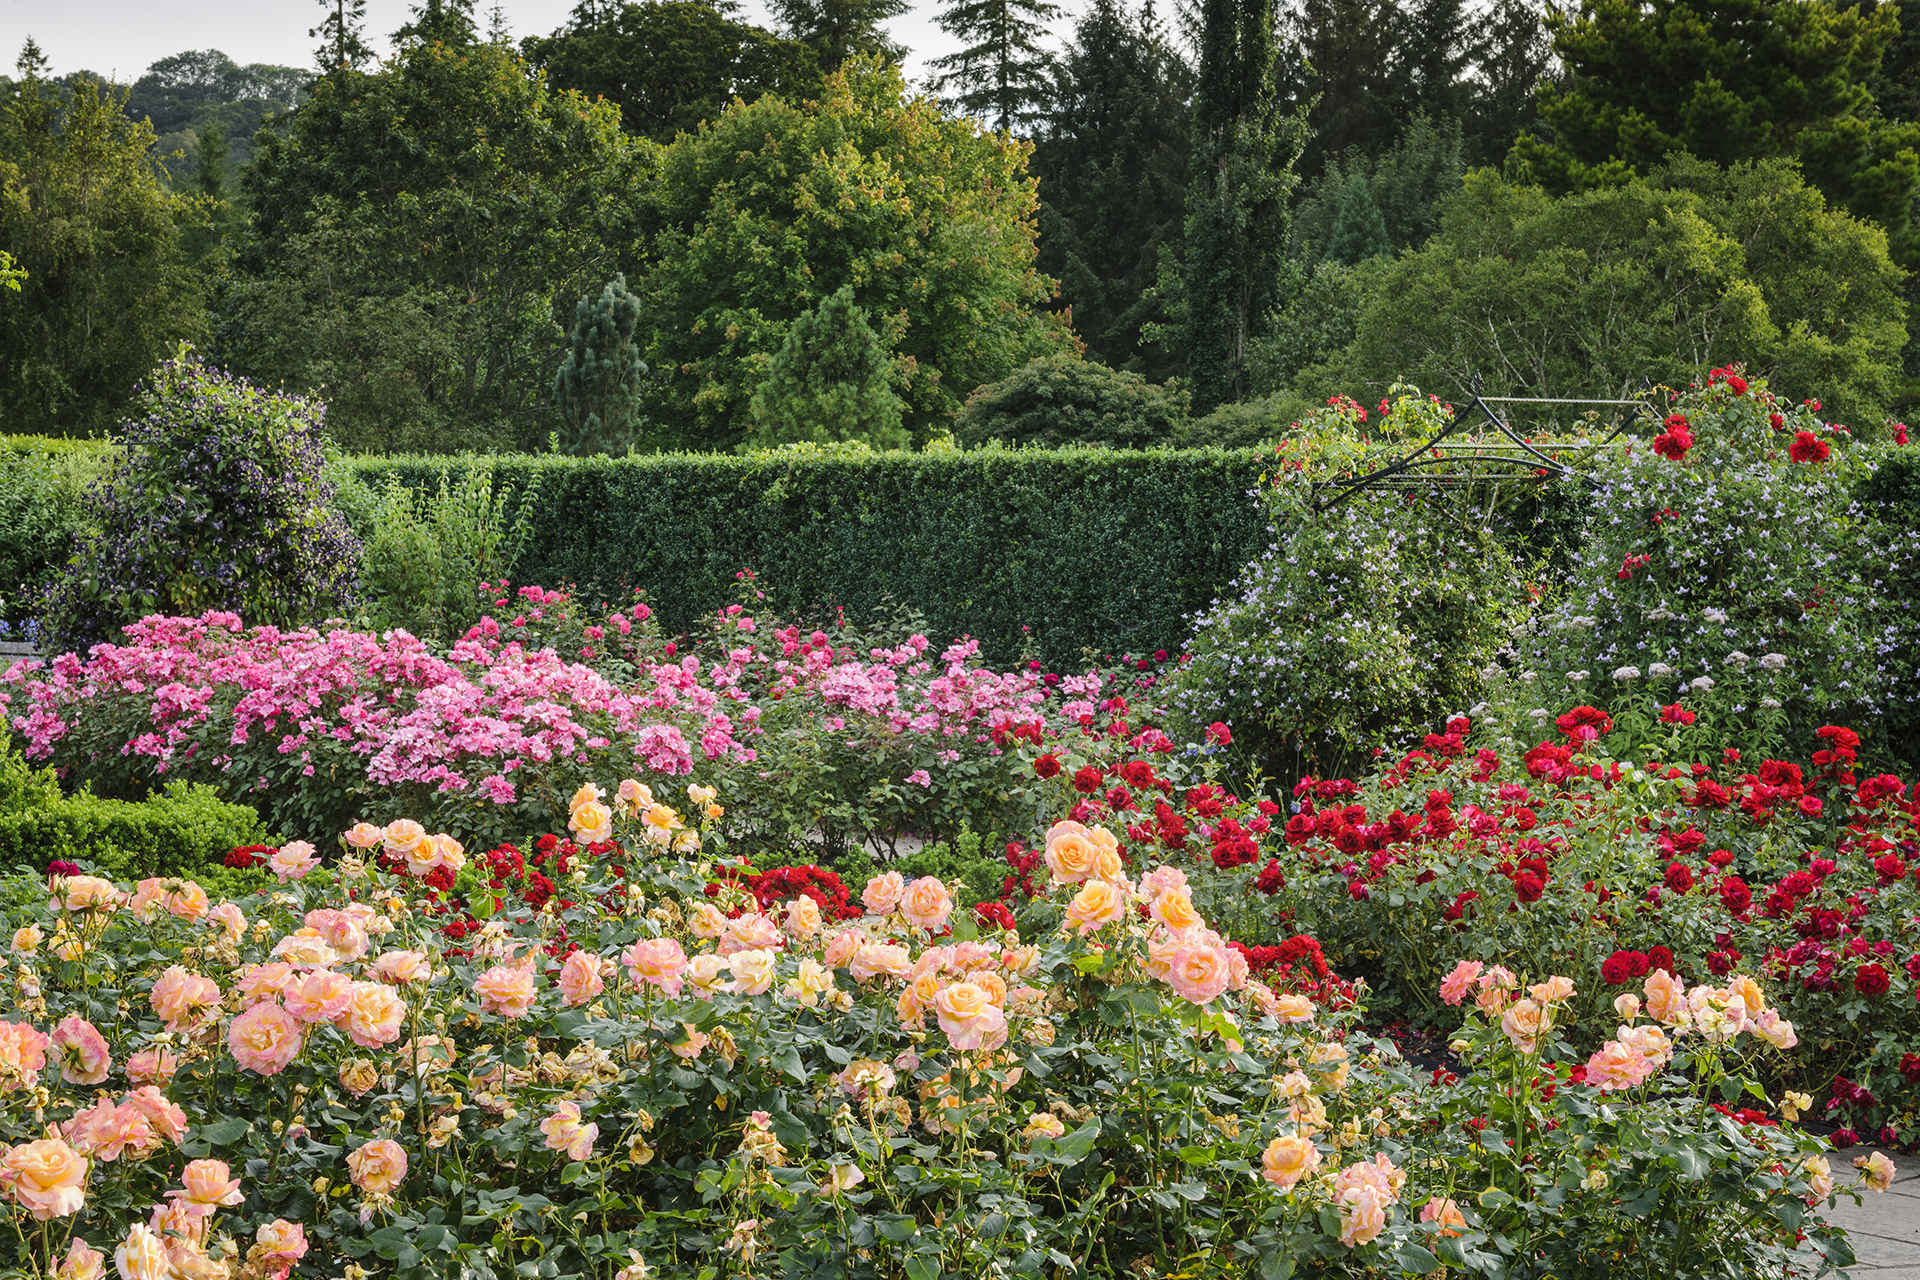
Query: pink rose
125 1048 179 1088
51 1015 111 1085
113 1225 169 1280
1166 944 1233 1006
371 950 431 985
228 1002 304 1076
621 938 688 996
346 1138 408 1194
1439 959 1482 1006
124 1087 188 1145
284 969 354 1024
268 842 320 882
1336 1183 1389 1247
474 965 538 1018
557 950 604 1006
862 871 906 916
252 1219 308 1279
165 1159 243 1217
0 1020 49 1089
932 981 1007 1051
55 1236 105 1280
341 981 406 1049
149 966 221 1034
1 1137 89 1219
539 1100 599 1161
900 877 953 932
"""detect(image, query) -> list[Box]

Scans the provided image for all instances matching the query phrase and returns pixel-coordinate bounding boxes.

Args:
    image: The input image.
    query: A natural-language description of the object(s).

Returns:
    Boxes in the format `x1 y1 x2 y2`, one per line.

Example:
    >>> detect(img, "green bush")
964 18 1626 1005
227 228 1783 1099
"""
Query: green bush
345 445 1273 669
952 354 1188 448
0 447 97 630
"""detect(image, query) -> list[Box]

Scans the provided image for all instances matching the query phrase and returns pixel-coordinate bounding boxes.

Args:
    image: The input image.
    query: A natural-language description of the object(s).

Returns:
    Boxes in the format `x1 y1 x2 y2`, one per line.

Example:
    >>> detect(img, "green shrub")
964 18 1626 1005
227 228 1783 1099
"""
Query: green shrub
0 778 270 884
344 445 1273 669
952 354 1188 448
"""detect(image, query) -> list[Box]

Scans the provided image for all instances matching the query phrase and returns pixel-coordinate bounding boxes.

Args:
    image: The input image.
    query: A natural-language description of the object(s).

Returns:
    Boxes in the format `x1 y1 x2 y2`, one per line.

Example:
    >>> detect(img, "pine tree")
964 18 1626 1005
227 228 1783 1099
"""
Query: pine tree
1182 0 1307 411
394 0 480 47
554 275 647 456
768 0 908 72
1321 174 1392 263
1461 0 1552 166
1032 0 1191 375
1279 0 1399 177
928 0 1063 132
746 287 908 449
311 0 375 70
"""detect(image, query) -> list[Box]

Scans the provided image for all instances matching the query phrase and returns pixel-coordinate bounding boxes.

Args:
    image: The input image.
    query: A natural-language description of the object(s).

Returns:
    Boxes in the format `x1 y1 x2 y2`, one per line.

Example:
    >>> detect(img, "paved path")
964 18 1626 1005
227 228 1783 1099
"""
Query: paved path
1821 1148 1920 1278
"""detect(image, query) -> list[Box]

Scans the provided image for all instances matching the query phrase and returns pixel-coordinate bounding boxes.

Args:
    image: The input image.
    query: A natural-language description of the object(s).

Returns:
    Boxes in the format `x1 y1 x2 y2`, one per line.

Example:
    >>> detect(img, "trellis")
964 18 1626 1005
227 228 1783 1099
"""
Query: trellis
1314 373 1658 513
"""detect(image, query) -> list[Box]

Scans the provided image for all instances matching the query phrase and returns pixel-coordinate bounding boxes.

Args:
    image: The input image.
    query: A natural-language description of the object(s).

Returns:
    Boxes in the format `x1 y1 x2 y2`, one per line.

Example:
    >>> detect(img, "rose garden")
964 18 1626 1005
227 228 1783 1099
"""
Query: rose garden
0 358 1914 1280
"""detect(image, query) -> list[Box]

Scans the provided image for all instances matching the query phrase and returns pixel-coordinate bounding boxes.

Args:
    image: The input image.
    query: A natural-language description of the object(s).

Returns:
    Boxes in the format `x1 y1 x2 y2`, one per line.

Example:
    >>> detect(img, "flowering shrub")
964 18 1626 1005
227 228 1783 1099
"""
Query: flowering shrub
39 358 360 656
1495 368 1920 766
1240 692 1920 1143
0 787 1889 1279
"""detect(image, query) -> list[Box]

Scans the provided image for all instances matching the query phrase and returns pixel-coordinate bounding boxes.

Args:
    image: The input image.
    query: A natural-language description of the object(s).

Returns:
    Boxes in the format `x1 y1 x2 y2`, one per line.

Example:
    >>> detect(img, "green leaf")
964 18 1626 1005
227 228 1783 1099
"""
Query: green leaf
904 1257 941 1280
876 1215 918 1243
1393 1244 1441 1272
198 1118 251 1145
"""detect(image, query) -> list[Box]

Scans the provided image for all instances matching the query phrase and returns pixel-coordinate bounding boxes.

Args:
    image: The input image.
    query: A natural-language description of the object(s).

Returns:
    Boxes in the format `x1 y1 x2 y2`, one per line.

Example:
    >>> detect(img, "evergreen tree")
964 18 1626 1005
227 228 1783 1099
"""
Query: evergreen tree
311 0 375 71
768 0 908 72
395 0 481 48
554 274 647 455
1320 174 1392 263
1460 0 1552 166
1390 0 1476 126
182 120 236 260
1032 0 1190 376
1278 0 1399 177
1291 112 1464 260
928 0 1063 132
1182 0 1307 411
746 286 908 449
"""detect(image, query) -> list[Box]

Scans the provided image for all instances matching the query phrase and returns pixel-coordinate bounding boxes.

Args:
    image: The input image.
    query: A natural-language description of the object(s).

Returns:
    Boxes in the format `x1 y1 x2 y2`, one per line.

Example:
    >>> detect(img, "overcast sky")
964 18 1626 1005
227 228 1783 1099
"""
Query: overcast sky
0 0 1064 93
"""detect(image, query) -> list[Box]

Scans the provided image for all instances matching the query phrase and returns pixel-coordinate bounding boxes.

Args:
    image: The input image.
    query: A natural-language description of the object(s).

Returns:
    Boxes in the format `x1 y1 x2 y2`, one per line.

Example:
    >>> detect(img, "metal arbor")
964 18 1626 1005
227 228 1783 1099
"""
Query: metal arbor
1313 374 1658 513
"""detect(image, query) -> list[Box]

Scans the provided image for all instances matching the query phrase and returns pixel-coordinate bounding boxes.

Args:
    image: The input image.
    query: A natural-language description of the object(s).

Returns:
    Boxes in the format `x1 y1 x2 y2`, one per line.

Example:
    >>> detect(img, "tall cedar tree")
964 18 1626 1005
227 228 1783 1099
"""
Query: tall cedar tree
1183 0 1308 411
1032 0 1190 377
524 1 819 141
1511 0 1919 264
767 0 909 72
928 0 1064 132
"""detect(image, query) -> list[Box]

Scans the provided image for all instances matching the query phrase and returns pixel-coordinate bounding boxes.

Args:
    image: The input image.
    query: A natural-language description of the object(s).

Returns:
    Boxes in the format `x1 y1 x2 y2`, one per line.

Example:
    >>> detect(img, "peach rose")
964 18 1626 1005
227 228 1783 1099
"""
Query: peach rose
236 961 300 1006
1260 1135 1321 1190
1269 992 1316 1023
721 912 784 955
1043 822 1098 885
900 877 953 932
689 901 728 939
1140 864 1189 901
56 1237 104 1280
166 1159 243 1217
622 938 688 996
1618 1021 1672 1067
339 1058 380 1097
227 1002 304 1076
58 875 120 914
285 969 354 1025
540 1100 598 1161
253 1219 308 1273
207 902 246 945
1805 1154 1834 1201
125 1087 188 1145
850 943 912 982
114 1225 169 1280
1583 1039 1654 1091
1337 1183 1389 1247
474 965 538 1018
1420 1197 1467 1236
558 950 604 1006
10 923 41 953
343 822 385 848
1643 969 1687 1026
1063 879 1129 936
1166 944 1233 1006
1090 844 1127 884
1528 975 1575 1006
822 929 861 969
150 966 220 1034
1856 1151 1896 1193
1728 974 1765 1020
785 895 823 938
0 1020 49 1090
2 1137 89 1219
615 778 653 817
1500 999 1549 1053
1150 890 1204 932
728 949 778 996
341 981 406 1049
1438 960 1484 1006
381 819 430 859
932 981 1008 1051
569 802 614 845
51 1015 111 1085
861 870 907 915
1752 1008 1798 1050
1613 992 1641 1020
684 953 730 995
346 1138 408 1194
268 842 320 882
372 950 431 985
125 1048 179 1088
568 782 606 815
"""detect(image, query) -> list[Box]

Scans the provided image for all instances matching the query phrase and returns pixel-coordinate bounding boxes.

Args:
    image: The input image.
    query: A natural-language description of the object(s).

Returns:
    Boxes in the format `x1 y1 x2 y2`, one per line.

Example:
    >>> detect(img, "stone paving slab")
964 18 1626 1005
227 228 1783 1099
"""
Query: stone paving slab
1815 1148 1920 1276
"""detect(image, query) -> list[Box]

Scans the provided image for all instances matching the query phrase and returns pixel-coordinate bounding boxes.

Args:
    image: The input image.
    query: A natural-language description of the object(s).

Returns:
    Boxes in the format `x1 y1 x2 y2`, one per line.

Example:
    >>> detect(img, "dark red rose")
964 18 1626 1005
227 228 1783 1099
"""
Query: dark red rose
1789 431 1830 463
1646 946 1675 973
1072 766 1104 793
1033 753 1062 779
1854 963 1891 996
1664 862 1695 894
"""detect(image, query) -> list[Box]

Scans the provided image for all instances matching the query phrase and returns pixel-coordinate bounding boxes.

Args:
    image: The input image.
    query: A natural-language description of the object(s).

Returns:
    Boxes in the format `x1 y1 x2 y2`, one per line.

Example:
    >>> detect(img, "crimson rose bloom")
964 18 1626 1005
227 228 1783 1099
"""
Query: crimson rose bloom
1854 963 1891 996
1663 862 1694 894
1071 766 1104 794
1658 703 1696 725
1032 754 1062 780
1646 946 1676 973
1601 950 1649 985
1789 431 1830 463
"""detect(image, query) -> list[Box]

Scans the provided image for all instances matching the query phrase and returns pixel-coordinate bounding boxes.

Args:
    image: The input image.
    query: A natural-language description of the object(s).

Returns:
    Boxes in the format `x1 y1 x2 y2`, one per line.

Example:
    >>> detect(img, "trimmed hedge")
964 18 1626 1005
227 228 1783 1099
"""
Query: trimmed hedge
347 446 1277 668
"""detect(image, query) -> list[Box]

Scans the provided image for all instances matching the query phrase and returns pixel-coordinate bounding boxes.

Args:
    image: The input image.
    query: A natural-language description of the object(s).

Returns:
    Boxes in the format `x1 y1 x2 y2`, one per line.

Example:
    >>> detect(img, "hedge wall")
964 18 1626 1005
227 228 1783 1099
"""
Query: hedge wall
348 447 1276 668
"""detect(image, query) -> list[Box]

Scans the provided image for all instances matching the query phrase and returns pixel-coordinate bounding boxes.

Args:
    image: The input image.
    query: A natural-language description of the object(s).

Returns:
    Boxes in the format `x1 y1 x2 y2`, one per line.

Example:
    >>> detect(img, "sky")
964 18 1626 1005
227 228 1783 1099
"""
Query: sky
0 0 1063 92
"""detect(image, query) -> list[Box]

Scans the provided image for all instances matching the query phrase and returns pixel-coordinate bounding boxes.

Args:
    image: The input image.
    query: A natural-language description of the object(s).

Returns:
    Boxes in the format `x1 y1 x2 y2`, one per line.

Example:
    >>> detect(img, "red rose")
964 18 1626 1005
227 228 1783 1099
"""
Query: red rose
1206 721 1233 746
1033 753 1062 780
1727 375 1747 395
1601 950 1647 985
1646 946 1676 973
1071 766 1103 793
1664 862 1695 894
1900 1053 1920 1084
1658 702 1696 725
1718 876 1752 914
1855 963 1891 996
1513 872 1545 903
1796 795 1823 818
1788 431 1830 463
1653 426 1693 461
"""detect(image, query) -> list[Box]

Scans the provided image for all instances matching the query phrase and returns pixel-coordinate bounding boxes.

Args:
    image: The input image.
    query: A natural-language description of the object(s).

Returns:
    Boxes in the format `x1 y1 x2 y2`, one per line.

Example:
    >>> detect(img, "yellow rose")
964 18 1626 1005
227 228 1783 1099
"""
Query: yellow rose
1261 1135 1321 1190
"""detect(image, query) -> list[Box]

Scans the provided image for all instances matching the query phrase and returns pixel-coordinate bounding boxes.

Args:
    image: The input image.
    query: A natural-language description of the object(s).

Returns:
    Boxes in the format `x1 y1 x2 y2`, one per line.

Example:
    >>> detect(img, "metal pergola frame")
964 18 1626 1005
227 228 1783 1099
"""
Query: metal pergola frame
1313 374 1660 512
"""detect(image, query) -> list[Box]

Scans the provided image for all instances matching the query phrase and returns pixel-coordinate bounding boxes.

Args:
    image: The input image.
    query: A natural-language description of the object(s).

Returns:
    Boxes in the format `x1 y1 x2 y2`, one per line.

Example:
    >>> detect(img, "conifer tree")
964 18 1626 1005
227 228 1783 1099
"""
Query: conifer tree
746 287 908 449
1182 0 1307 411
1321 175 1392 263
553 275 646 456
311 0 375 70
768 0 908 72
928 0 1063 131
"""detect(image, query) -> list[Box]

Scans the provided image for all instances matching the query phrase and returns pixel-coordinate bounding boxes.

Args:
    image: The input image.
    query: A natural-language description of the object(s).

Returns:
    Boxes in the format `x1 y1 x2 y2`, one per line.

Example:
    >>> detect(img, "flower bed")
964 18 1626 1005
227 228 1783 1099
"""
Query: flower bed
0 793 1895 1279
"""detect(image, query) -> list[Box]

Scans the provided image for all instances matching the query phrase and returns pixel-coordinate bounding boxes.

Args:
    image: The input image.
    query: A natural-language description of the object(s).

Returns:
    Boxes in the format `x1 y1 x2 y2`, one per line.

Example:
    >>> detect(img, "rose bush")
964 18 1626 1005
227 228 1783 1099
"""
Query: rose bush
0 789 1889 1279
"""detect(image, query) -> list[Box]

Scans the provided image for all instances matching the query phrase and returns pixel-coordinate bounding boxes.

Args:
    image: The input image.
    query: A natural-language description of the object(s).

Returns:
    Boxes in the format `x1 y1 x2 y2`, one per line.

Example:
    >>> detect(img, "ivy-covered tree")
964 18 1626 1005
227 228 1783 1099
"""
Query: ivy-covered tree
1181 0 1308 411
928 0 1063 132
746 286 908 449
523 0 818 141
634 58 1069 451
1032 0 1191 378
554 274 647 455
1510 0 1919 263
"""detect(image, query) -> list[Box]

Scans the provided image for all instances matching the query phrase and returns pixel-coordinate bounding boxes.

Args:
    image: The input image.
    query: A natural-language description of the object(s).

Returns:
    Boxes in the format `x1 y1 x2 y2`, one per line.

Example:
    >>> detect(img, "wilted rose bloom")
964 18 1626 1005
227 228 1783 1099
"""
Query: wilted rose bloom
1063 879 1129 936
227 1002 304 1075
818 1162 865 1196
1855 1151 1896 1193
558 950 604 1006
1022 1112 1067 1140
125 1047 179 1088
838 1058 897 1097
1260 1135 1320 1190
727 949 778 996
51 1015 111 1085
339 1058 380 1096
55 1236 104 1280
622 938 688 996
114 1225 170 1280
540 1100 599 1161
474 965 538 1018
1752 1009 1798 1050
900 877 953 932
2 1137 89 1219
252 1219 308 1276
347 1138 408 1194
932 982 1007 1051
615 778 654 816
207 901 246 944
1805 1154 1835 1201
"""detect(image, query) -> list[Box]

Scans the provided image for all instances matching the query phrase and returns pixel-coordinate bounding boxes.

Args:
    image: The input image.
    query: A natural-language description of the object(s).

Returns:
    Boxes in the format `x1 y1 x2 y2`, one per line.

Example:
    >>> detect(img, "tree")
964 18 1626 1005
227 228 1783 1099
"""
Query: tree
1510 0 1919 263
767 0 909 72
1181 0 1308 411
747 286 908 448
522 1 819 142
1276 0 1400 177
393 0 481 48
1032 0 1190 378
1460 0 1553 165
124 51 307 177
928 0 1063 132
0 47 204 436
1319 174 1392 263
634 58 1070 450
1308 160 1907 430
1291 113 1465 261
312 0 376 71
554 274 647 455
951 352 1188 446
225 39 647 451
